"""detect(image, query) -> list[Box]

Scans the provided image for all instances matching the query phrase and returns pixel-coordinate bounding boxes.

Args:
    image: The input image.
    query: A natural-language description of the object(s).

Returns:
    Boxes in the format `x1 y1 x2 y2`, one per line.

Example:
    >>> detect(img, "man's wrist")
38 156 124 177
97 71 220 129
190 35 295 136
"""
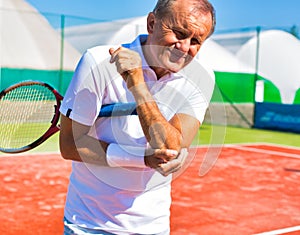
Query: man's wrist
129 83 154 105
106 143 147 168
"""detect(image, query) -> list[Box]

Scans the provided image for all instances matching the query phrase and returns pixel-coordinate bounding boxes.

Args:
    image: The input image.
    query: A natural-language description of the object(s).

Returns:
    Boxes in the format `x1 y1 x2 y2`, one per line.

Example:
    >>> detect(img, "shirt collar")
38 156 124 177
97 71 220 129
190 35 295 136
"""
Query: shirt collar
124 35 150 69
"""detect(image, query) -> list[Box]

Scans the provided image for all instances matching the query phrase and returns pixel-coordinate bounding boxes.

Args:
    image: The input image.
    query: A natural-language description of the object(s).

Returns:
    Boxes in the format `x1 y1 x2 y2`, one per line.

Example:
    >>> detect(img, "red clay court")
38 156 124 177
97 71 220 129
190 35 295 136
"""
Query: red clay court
1 143 300 235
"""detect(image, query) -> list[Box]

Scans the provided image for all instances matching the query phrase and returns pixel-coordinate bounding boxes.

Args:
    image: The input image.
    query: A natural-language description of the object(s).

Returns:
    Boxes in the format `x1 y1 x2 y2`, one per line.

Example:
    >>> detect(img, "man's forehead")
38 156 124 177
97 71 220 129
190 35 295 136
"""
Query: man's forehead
168 9 212 33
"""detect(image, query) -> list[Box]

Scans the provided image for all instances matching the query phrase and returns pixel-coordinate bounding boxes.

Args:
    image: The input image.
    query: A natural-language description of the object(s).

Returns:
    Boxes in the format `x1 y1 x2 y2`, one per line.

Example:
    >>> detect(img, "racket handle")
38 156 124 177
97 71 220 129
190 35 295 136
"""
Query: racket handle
99 103 137 117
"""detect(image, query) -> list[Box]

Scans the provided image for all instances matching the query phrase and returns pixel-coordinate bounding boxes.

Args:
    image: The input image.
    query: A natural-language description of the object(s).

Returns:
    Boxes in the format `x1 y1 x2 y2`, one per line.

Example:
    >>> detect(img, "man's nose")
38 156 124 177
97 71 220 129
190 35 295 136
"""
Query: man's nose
176 38 190 53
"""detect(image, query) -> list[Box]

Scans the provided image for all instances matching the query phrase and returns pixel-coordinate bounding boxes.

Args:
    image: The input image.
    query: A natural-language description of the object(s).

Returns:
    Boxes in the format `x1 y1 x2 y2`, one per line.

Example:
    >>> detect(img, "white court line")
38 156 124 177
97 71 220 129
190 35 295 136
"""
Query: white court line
253 225 300 235
238 142 300 152
229 145 300 159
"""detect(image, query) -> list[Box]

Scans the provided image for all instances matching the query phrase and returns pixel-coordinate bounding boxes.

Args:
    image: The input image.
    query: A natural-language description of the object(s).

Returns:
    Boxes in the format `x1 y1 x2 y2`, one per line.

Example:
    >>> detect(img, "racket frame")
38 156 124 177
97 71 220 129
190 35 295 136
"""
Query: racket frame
0 81 138 154
0 81 63 153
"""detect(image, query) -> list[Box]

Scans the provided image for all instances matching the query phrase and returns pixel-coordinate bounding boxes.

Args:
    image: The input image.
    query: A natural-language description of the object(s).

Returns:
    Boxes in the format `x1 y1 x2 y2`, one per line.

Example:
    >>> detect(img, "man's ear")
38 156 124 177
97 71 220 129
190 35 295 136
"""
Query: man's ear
147 12 155 34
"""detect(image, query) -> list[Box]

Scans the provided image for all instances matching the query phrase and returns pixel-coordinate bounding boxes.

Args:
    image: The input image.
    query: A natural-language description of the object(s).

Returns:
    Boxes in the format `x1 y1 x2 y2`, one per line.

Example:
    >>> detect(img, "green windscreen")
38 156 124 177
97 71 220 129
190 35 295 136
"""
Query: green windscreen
211 71 282 104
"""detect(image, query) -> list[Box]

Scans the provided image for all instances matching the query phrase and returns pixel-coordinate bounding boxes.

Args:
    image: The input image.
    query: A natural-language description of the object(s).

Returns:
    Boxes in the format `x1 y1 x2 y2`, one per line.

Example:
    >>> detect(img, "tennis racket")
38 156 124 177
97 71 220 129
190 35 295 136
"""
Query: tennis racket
0 81 137 154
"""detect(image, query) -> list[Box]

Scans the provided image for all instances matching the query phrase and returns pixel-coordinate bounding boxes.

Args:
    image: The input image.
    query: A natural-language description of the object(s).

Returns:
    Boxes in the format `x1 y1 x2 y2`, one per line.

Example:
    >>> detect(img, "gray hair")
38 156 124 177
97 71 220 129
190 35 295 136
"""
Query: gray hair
153 0 216 37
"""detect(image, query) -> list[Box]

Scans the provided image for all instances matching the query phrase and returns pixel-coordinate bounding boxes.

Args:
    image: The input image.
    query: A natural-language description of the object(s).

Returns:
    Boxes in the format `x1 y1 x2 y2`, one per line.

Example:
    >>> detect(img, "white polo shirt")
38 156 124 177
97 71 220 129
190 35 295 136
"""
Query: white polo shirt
60 35 215 235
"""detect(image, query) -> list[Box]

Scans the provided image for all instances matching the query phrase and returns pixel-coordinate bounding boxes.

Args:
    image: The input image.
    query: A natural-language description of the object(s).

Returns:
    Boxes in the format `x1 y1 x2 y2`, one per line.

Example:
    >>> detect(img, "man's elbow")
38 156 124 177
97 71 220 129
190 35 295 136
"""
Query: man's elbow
59 137 77 161
60 144 73 160
165 133 182 152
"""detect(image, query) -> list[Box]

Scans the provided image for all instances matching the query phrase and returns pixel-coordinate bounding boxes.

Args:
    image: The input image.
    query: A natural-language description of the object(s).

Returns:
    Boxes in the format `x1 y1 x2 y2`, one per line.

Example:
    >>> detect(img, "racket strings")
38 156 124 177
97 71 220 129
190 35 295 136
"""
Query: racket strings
0 84 57 150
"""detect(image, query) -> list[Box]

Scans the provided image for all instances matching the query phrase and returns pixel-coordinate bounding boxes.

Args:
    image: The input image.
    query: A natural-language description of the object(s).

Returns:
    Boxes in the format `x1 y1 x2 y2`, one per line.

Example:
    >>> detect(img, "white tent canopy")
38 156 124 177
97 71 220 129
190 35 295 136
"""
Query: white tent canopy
237 30 300 104
1 0 81 70
65 15 253 74
65 16 148 54
197 39 254 73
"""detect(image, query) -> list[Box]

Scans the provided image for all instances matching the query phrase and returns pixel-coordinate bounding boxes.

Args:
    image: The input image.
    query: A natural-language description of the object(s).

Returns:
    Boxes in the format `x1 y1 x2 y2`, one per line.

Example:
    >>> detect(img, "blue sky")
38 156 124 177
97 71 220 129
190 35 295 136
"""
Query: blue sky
26 0 300 32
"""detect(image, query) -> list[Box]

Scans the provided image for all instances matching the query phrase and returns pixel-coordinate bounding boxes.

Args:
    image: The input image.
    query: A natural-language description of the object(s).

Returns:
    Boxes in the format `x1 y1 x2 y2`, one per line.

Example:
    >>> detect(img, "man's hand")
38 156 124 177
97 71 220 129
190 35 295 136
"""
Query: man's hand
145 148 178 168
156 148 189 176
145 148 189 177
109 47 144 89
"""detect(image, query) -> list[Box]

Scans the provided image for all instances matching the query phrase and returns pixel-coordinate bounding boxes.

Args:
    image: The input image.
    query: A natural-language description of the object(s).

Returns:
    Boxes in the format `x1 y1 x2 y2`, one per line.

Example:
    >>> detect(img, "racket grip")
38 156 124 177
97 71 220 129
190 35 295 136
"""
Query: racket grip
99 103 137 117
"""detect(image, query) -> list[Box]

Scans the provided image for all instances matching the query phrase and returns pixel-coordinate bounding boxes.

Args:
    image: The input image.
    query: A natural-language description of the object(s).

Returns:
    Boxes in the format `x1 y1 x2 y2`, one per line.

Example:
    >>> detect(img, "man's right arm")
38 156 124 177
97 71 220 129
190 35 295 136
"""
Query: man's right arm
59 114 109 165
59 114 182 176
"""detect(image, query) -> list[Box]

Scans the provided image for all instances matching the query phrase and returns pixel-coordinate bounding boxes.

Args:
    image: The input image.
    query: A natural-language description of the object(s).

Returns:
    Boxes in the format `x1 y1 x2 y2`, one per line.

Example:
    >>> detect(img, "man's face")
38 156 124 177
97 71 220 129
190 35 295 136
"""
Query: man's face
146 1 213 77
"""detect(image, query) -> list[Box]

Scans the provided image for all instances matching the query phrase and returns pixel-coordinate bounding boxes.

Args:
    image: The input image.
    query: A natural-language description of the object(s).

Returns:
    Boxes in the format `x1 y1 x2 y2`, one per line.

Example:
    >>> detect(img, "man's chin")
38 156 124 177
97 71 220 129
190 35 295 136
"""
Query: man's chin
165 61 188 73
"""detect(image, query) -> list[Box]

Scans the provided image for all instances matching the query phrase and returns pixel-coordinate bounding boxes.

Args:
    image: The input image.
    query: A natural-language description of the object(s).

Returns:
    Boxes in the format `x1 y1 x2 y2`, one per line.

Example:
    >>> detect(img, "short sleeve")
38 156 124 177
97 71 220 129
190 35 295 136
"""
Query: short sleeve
177 60 215 123
60 51 103 126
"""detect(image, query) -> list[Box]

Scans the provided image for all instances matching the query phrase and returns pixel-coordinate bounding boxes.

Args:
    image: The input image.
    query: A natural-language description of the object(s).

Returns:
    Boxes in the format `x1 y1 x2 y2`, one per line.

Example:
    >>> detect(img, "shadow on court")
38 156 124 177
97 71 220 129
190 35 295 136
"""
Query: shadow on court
1 144 300 235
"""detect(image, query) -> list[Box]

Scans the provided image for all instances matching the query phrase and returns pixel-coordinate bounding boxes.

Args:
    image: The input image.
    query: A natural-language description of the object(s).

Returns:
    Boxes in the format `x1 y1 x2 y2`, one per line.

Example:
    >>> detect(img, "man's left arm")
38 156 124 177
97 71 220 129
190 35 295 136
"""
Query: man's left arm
109 46 203 175
110 47 197 154
145 113 200 176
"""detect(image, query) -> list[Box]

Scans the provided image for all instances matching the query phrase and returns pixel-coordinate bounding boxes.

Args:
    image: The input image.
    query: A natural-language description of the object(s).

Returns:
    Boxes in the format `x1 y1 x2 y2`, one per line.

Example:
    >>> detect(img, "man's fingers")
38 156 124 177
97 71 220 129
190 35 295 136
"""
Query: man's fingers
156 148 189 176
144 148 178 169
109 47 115 56
157 149 178 162
177 148 188 162
109 47 122 63
165 149 179 157
156 159 181 176
146 148 178 159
